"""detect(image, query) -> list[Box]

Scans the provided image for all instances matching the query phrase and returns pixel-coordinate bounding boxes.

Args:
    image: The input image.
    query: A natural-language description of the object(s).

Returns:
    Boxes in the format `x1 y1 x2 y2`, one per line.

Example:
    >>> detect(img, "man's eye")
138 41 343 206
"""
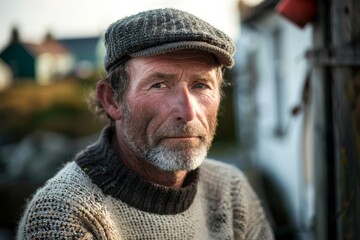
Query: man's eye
193 83 208 89
151 83 166 89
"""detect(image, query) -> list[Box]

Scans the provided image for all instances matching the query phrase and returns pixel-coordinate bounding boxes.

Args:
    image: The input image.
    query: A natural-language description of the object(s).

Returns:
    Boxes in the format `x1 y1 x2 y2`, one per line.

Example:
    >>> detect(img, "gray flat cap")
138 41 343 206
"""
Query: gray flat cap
104 8 235 72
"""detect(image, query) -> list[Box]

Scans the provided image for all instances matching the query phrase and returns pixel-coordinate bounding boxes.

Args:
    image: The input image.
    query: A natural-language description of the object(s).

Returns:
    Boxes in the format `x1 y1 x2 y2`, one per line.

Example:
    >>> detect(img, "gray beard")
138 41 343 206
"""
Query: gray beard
120 103 211 172
122 122 208 172
141 142 207 172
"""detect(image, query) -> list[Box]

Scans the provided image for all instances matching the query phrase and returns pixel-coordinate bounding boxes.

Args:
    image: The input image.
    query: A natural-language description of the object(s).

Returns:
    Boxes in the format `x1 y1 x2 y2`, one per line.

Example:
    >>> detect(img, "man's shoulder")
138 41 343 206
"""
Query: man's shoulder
28 162 95 204
45 161 89 186
18 162 101 223
199 159 248 190
201 158 245 179
198 159 274 239
17 162 106 239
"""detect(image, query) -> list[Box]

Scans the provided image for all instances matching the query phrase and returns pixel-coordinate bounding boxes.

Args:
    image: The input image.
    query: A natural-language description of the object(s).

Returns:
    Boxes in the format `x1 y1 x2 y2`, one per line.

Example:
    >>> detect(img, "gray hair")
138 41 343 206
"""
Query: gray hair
88 62 129 124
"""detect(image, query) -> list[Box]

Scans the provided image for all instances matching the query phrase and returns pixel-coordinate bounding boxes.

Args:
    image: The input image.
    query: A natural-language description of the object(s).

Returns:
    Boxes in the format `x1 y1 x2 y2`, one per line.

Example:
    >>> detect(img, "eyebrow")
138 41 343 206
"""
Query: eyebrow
145 71 218 82
147 72 178 81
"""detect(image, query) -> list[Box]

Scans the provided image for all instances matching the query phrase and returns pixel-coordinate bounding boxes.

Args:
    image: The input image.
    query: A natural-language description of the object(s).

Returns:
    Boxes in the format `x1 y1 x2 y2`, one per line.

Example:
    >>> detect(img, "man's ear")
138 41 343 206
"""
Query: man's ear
96 80 122 120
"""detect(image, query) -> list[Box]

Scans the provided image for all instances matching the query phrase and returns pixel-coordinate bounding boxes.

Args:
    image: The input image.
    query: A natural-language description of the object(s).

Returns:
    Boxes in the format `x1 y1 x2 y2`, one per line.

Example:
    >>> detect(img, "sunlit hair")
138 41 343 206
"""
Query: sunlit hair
87 54 225 125
87 61 130 126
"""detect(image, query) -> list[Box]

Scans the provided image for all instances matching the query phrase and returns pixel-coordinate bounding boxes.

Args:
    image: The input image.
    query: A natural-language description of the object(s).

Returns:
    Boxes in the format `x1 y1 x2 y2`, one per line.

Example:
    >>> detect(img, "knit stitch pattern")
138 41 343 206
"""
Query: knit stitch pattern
104 8 235 71
17 128 273 240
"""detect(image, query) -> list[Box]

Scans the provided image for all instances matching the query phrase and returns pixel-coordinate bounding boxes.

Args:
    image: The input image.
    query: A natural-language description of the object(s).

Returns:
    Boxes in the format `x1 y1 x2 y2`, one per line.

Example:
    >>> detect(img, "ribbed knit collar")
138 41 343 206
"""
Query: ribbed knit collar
75 126 199 215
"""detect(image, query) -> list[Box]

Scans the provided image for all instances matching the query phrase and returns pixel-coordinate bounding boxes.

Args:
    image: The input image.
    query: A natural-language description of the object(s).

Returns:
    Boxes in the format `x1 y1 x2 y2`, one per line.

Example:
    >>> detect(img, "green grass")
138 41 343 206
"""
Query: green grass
0 78 103 139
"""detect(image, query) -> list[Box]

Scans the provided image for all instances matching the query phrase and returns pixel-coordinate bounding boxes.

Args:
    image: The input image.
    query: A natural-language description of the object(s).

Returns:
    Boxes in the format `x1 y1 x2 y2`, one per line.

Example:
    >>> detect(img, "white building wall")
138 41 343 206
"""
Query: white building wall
0 59 12 90
36 53 74 85
236 14 313 230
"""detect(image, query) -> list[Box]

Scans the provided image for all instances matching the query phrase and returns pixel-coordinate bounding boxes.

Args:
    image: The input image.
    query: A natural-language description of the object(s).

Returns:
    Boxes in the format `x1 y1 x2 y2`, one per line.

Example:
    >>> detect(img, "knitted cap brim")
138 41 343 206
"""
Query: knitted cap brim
129 41 234 68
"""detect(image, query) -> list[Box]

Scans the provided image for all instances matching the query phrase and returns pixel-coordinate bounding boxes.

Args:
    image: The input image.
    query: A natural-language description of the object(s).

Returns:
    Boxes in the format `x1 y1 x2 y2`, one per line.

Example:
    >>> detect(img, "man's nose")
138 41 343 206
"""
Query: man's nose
172 87 197 122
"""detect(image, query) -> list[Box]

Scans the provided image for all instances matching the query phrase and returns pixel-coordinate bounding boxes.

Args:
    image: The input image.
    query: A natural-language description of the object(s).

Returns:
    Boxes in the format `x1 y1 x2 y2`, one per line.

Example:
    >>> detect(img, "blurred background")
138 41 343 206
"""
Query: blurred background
0 0 359 239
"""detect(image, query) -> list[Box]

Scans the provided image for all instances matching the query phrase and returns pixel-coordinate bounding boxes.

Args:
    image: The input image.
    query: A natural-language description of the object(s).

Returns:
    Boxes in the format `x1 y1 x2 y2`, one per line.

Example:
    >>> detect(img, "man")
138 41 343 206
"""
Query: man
17 8 273 239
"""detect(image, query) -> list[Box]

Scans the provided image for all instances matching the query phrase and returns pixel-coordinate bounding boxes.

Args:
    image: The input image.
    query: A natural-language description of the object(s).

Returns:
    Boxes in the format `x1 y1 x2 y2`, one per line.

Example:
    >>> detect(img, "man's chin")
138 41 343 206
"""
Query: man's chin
154 159 204 172
145 148 207 172
158 138 203 150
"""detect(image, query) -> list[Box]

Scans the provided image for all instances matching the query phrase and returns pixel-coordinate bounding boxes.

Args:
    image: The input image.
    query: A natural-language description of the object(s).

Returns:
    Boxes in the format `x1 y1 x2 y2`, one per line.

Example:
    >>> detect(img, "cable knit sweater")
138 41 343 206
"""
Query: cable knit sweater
17 127 273 239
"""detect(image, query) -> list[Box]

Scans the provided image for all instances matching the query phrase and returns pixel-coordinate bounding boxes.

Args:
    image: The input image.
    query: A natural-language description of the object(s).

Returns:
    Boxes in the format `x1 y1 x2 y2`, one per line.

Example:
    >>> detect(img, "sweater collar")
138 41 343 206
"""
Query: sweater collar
75 126 199 215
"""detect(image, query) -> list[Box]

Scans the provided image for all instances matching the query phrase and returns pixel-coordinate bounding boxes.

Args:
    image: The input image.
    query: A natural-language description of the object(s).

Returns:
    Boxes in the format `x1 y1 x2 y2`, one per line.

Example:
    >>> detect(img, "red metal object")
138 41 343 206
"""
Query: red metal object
276 0 317 28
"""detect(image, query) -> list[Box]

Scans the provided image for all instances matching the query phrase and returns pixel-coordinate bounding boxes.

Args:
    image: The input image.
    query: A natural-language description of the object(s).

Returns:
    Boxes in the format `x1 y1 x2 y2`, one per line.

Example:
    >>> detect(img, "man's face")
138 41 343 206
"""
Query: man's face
118 51 221 172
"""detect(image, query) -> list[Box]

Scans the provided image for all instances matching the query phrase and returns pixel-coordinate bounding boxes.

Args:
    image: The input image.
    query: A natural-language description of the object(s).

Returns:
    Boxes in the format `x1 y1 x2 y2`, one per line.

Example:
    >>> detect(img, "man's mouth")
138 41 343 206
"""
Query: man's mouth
158 135 202 144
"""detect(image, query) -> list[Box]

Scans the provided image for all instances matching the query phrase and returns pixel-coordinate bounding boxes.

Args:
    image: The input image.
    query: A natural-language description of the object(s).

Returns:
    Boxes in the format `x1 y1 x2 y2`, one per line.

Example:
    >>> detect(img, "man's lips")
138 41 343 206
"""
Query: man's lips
159 136 202 142
163 136 199 140
164 136 199 138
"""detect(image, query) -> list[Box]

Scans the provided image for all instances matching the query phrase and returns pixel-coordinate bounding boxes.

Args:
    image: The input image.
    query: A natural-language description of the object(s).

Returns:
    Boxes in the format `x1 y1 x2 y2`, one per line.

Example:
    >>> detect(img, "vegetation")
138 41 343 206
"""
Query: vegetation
0 77 104 140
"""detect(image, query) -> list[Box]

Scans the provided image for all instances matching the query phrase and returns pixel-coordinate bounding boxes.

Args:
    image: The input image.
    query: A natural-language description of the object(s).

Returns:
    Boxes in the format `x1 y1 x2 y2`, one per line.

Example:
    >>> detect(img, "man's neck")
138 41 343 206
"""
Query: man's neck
112 135 188 189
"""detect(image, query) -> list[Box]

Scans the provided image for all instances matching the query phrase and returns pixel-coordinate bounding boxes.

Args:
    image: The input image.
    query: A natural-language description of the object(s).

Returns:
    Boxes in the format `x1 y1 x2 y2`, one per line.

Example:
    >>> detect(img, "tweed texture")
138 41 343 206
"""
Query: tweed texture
104 8 235 71
17 128 273 239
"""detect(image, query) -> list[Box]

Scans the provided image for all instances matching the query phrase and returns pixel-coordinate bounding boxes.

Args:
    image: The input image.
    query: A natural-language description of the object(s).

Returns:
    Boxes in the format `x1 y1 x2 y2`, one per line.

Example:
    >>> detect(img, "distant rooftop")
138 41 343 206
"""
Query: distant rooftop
25 39 70 56
58 36 101 63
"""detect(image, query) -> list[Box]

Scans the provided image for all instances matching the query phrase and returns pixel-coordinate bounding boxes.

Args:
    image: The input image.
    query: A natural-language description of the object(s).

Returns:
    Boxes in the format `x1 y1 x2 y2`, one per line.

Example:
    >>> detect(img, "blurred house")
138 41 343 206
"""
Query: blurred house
58 36 102 78
0 59 12 90
0 29 74 85
235 0 313 239
0 28 104 85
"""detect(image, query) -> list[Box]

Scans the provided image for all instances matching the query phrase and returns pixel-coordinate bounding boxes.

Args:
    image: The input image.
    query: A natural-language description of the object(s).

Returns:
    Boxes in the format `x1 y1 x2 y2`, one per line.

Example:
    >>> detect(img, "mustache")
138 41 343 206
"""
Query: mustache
152 122 206 141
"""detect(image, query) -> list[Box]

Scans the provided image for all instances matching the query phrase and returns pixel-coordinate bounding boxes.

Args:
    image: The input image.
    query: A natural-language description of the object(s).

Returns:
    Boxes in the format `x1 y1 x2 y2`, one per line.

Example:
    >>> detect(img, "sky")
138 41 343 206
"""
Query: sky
0 0 248 51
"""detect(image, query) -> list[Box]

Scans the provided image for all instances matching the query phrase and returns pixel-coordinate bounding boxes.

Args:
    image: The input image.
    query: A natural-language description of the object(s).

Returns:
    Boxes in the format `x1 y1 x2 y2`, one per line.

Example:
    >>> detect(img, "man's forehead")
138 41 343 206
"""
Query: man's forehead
125 51 222 84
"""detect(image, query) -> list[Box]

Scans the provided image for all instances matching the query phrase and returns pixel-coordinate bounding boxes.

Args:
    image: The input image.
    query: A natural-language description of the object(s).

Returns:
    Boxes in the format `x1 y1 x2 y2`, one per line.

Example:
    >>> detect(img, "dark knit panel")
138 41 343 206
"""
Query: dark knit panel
75 127 199 215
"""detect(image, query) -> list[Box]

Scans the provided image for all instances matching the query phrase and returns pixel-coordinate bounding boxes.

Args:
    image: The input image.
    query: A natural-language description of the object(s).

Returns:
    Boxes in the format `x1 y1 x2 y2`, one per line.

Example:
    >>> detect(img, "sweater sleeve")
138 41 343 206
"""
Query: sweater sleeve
17 193 96 239
232 172 274 240
16 163 116 240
